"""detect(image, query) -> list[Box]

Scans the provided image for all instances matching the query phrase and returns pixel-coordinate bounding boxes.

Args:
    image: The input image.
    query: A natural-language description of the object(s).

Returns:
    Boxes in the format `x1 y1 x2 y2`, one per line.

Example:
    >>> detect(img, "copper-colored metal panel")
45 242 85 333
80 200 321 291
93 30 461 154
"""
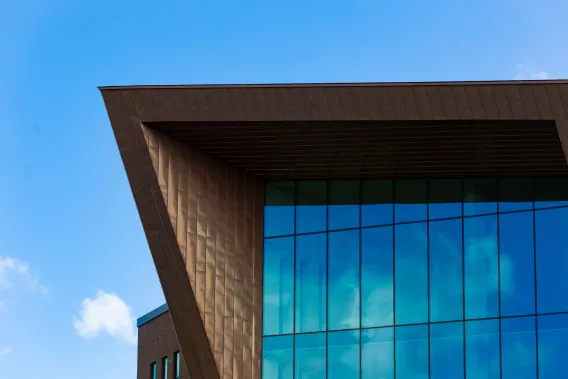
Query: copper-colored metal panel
360 87 383 120
478 86 500 119
438 86 460 120
206 236 217 314
452 86 474 119
464 86 486 119
387 87 409 120
397 87 421 120
532 85 554 119
545 85 568 155
413 86 434 119
167 143 179 233
505 85 527 120
374 87 395 120
491 86 514 120
517 85 540 120
425 86 447 120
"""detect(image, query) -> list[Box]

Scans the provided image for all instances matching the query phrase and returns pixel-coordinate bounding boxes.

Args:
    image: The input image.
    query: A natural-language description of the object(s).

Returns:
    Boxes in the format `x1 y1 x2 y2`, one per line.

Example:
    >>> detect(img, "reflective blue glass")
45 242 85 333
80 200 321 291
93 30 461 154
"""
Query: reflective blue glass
464 179 497 216
329 180 359 231
263 237 294 335
263 335 293 379
328 230 360 330
429 179 462 220
265 181 295 237
501 317 537 379
361 179 393 227
464 215 499 319
465 319 500 379
295 333 326 379
430 219 463 322
430 322 464 379
265 206 295 237
295 233 326 333
538 314 568 379
361 226 393 328
296 181 327 234
395 324 428 379
536 207 568 314
394 179 427 223
395 222 428 325
499 212 535 316
296 205 326 234
362 328 393 379
328 330 360 379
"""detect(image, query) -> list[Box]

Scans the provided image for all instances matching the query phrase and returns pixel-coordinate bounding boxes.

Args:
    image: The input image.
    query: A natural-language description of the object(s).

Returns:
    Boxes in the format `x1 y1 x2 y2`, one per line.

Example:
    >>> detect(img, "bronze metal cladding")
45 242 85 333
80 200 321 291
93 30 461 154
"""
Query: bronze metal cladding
100 80 568 379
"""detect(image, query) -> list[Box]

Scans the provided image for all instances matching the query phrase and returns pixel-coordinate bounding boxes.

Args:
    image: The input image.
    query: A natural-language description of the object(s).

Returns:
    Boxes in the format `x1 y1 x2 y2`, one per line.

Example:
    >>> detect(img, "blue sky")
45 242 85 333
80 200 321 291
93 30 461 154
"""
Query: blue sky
0 0 567 378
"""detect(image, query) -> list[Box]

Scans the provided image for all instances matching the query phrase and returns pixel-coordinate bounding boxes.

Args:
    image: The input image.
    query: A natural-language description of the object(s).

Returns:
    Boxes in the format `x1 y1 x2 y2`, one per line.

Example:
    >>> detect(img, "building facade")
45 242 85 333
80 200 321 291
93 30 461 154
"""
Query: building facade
102 80 568 379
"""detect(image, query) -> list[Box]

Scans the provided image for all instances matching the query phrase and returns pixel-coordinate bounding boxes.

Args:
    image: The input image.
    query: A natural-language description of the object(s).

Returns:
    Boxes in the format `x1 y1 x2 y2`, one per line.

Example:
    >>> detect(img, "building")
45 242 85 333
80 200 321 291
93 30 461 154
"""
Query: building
101 80 568 379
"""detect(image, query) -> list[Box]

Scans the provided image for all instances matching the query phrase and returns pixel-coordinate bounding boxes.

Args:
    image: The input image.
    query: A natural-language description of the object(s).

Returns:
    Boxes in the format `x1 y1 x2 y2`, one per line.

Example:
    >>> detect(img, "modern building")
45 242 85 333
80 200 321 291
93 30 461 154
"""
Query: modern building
101 80 568 379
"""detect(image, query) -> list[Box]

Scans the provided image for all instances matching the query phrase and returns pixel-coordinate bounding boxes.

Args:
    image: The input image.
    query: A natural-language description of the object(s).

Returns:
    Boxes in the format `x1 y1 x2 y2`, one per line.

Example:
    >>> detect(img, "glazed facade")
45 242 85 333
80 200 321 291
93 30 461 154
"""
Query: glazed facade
262 178 568 379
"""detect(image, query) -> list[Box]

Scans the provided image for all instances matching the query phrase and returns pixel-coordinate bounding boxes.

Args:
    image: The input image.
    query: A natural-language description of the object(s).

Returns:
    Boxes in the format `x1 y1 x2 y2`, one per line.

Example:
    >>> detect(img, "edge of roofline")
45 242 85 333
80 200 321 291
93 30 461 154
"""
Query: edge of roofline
98 79 568 91
136 303 169 328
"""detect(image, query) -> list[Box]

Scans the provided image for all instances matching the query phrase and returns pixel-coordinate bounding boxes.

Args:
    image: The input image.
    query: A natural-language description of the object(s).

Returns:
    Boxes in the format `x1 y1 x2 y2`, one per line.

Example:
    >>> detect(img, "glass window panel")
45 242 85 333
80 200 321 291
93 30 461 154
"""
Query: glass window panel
361 180 393 227
175 352 180 378
263 335 293 379
394 179 427 223
430 322 464 379
329 230 360 330
465 319 500 379
501 317 537 379
328 330 360 379
536 207 568 313
464 215 499 319
265 181 295 237
395 324 428 379
534 177 568 208
538 314 568 379
463 178 497 216
429 178 462 220
296 180 327 234
499 212 535 317
429 219 463 322
362 226 393 328
151 362 157 379
295 333 326 379
362 328 393 379
395 222 428 325
296 233 326 333
162 357 168 379
499 178 533 212
329 180 360 230
263 237 294 335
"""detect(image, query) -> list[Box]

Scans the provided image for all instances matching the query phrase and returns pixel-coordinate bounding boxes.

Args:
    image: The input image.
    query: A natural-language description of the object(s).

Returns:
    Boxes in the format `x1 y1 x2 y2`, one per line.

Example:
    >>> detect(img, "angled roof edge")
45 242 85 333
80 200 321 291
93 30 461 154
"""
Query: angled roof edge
137 303 169 328
98 79 568 91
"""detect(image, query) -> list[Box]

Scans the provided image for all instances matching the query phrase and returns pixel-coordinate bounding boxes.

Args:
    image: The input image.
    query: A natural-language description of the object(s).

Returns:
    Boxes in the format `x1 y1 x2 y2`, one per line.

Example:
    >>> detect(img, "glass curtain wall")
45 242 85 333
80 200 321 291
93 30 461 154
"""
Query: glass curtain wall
262 178 568 379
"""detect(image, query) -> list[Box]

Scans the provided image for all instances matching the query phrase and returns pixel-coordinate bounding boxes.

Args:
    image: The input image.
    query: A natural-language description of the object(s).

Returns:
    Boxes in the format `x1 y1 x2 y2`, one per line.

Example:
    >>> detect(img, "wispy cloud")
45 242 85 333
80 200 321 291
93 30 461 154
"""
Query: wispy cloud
514 62 552 80
0 256 48 308
73 290 137 344
0 346 12 356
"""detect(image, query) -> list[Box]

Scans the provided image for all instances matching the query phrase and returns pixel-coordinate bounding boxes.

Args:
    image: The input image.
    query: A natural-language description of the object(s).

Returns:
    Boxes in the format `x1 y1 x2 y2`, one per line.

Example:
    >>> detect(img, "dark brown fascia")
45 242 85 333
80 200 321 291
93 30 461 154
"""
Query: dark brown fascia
101 80 568 379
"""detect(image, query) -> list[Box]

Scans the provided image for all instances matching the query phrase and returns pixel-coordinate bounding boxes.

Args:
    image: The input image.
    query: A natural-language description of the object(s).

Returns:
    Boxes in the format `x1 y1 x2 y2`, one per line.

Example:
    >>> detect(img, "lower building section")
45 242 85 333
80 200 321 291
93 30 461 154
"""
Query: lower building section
137 305 189 379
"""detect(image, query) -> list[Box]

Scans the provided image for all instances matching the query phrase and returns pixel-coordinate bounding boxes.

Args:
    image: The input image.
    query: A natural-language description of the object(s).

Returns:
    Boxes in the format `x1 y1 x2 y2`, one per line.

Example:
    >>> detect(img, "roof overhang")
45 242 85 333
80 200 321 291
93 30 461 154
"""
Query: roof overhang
100 80 568 379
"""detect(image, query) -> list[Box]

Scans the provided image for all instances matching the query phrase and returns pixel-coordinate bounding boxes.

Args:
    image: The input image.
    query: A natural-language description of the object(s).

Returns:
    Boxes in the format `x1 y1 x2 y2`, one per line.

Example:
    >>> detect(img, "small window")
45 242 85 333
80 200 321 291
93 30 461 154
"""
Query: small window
151 362 157 379
162 357 168 379
174 351 181 378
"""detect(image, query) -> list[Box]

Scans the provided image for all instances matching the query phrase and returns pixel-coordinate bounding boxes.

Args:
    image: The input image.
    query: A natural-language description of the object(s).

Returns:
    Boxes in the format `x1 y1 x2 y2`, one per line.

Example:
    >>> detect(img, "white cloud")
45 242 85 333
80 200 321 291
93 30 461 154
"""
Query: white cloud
0 256 48 303
0 346 12 356
514 62 551 80
73 290 137 344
